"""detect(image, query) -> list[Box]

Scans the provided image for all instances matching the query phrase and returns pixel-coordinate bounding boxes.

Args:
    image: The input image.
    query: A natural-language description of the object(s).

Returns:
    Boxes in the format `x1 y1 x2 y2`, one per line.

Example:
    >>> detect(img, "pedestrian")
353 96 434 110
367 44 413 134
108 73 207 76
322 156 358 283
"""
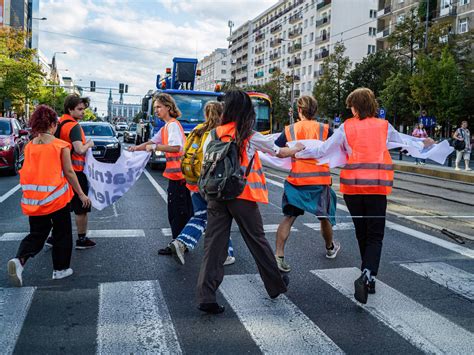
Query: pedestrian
129 93 193 254
412 123 428 165
7 105 91 287
273 96 340 273
170 101 235 266
49 94 96 250
294 88 434 304
196 90 300 314
453 120 472 171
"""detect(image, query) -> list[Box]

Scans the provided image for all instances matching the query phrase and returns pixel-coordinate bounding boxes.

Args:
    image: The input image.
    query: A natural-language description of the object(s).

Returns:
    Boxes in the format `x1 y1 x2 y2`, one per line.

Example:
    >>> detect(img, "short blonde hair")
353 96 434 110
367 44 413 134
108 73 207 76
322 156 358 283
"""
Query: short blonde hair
345 88 378 119
154 93 181 118
297 96 318 120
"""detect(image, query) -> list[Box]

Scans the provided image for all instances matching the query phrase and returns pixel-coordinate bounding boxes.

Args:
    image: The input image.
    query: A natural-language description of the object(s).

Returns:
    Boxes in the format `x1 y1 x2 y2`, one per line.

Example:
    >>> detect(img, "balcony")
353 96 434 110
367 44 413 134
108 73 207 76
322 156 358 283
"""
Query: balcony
289 13 303 24
255 59 264 66
313 69 324 78
269 52 281 61
269 66 280 74
293 75 301 82
376 28 390 39
256 33 265 42
270 24 282 34
255 46 264 54
317 0 332 11
270 38 283 47
254 71 264 78
288 58 302 68
316 16 331 28
288 43 302 53
289 28 303 39
377 5 391 18
438 5 457 18
314 49 329 60
315 34 330 44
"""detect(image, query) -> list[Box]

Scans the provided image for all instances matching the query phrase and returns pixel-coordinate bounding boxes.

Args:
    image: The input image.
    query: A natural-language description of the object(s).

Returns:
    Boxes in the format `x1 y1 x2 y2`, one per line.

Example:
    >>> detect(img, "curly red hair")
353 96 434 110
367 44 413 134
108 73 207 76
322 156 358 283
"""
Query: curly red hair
29 105 58 134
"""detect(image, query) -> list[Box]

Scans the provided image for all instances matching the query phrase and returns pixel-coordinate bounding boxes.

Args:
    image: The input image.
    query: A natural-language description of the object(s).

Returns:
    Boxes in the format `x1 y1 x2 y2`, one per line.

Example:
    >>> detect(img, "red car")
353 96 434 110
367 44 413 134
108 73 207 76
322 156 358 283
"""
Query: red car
0 118 29 175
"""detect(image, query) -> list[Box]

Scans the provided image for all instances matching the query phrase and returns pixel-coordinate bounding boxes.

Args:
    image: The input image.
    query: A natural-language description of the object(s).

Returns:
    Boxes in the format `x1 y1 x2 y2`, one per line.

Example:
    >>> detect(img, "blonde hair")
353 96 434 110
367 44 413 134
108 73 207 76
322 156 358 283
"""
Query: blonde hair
345 88 378 119
195 101 223 136
297 96 318 120
154 93 181 118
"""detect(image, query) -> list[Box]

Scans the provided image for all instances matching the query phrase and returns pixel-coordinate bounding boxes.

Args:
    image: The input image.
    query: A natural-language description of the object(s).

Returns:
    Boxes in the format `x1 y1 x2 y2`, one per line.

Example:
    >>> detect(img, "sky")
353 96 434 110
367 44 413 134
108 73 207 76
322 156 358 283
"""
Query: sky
38 0 276 116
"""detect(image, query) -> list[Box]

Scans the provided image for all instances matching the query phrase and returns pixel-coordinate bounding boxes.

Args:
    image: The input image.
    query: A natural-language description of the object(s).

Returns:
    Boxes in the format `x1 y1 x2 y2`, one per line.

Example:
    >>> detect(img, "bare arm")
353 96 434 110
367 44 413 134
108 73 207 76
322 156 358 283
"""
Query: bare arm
129 140 154 152
276 146 304 158
61 148 91 208
72 140 94 155
146 144 180 153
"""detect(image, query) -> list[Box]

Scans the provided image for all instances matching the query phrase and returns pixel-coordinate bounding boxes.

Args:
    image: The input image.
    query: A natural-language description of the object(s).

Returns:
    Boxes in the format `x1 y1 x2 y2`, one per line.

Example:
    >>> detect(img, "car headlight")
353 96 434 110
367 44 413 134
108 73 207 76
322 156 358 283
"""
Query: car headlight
0 145 11 151
106 143 119 148
155 150 164 156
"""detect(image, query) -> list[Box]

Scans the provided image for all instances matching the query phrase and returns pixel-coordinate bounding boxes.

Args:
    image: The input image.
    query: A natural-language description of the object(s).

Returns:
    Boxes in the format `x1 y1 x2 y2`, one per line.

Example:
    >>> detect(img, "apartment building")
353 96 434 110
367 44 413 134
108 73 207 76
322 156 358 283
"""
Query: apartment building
228 0 377 97
196 48 230 91
229 21 252 86
435 0 472 37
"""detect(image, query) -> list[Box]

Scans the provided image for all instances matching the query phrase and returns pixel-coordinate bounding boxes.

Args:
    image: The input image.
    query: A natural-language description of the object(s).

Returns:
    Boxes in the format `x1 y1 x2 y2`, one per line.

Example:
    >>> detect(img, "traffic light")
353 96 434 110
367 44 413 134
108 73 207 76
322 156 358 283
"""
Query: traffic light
119 83 124 94
125 84 128 93
90 81 96 92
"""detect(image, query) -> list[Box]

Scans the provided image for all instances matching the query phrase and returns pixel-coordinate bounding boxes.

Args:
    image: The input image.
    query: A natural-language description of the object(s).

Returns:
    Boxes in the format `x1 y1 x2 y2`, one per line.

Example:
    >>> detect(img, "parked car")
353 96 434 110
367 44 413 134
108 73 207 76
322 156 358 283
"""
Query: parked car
123 123 137 143
0 118 29 175
80 122 121 163
115 121 128 132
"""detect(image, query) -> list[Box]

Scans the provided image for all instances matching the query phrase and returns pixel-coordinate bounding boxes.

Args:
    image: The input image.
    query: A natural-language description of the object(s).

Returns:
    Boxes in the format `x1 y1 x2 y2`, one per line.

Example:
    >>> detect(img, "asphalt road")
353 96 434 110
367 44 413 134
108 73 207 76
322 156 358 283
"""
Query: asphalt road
0 157 473 354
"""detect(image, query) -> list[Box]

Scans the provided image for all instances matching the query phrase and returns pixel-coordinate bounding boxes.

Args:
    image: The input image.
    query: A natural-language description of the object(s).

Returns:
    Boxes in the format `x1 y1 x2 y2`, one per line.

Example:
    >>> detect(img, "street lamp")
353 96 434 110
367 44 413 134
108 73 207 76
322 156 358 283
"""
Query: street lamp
32 17 47 21
280 38 297 124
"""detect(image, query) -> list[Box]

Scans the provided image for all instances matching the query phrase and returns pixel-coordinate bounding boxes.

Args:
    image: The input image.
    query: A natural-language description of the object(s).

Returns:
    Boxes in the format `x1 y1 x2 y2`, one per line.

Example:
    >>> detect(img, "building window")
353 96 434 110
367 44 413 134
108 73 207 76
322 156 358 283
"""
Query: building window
459 18 468 33
304 19 308 28
369 9 377 18
221 69 227 74
310 16 314 26
460 0 470 5
222 61 226 65
302 66 306 75
367 45 376 54
369 27 376 36
302 83 306 91
310 32 314 41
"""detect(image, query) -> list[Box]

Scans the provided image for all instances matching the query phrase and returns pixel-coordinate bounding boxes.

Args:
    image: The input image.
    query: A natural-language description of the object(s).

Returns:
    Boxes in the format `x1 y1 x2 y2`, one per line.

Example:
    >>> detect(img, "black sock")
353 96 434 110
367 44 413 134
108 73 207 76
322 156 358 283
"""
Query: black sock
78 233 86 241
326 243 334 250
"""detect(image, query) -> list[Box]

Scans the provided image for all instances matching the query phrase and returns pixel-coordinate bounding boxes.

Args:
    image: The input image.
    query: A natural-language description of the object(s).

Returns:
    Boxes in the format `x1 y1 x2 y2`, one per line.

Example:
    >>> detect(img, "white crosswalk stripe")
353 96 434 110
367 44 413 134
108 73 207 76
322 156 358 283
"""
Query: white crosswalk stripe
311 267 474 354
304 222 354 231
400 262 474 301
0 287 36 355
220 274 344 354
97 280 182 354
0 229 145 241
160 224 298 237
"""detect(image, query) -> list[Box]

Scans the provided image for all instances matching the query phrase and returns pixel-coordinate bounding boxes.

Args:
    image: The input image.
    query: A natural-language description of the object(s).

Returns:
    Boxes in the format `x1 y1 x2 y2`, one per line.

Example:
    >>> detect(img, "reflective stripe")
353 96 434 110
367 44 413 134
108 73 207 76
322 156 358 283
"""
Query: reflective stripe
339 178 393 186
289 124 296 141
72 159 85 166
21 183 70 206
288 171 331 178
241 166 264 176
166 156 182 162
165 168 182 173
21 184 58 192
343 163 393 170
187 181 198 186
319 122 324 141
247 182 267 190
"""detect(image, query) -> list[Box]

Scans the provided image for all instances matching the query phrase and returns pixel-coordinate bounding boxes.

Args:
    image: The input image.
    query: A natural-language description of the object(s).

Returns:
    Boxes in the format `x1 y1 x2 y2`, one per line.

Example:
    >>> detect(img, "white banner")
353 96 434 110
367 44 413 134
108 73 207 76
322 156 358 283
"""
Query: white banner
84 150 150 210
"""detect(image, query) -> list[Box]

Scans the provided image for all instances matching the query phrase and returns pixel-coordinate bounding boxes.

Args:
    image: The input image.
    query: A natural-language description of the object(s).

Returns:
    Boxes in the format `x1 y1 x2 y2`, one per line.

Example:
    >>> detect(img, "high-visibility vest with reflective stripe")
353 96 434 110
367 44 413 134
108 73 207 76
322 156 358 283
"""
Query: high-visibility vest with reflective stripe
284 120 331 186
58 114 86 172
19 139 74 216
216 123 268 204
340 117 394 195
162 119 186 180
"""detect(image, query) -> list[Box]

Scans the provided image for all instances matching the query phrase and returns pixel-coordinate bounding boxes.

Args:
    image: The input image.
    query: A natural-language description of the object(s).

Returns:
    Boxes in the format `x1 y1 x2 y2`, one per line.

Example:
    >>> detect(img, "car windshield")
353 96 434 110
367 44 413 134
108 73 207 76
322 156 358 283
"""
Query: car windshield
0 121 12 135
81 124 114 137
129 124 137 131
172 94 220 123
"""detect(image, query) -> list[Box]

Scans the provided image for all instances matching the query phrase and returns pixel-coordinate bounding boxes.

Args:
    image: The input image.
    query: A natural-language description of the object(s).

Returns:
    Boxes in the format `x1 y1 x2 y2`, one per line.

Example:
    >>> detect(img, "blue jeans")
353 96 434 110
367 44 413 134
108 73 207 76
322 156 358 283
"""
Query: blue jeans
177 193 234 256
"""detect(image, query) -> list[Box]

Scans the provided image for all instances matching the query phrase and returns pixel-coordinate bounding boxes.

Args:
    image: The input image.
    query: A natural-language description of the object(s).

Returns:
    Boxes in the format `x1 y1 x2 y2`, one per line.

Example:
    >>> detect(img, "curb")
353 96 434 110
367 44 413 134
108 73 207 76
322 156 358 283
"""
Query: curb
393 163 474 183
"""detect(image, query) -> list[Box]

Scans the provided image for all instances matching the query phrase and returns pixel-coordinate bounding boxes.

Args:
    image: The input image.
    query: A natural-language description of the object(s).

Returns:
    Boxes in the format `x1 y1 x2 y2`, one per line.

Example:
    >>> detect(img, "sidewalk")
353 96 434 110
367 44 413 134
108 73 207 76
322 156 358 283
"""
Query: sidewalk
391 153 474 183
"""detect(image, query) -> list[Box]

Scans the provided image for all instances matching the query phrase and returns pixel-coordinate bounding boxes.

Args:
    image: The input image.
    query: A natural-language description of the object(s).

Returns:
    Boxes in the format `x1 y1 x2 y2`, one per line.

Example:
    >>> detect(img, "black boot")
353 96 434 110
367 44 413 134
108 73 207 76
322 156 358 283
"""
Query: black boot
354 274 369 304
198 303 225 314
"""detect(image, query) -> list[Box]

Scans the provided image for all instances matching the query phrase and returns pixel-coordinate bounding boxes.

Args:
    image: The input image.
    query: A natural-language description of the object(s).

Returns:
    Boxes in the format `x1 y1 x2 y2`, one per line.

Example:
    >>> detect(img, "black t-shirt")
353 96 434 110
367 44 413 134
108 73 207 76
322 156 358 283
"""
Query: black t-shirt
69 124 83 143
275 126 333 148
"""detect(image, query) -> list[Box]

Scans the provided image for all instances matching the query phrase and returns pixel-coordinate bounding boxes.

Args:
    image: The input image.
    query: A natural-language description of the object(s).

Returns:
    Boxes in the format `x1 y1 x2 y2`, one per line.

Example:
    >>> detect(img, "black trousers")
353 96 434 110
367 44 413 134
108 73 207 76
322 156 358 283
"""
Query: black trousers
16 204 73 270
197 198 287 303
167 179 193 239
343 194 387 276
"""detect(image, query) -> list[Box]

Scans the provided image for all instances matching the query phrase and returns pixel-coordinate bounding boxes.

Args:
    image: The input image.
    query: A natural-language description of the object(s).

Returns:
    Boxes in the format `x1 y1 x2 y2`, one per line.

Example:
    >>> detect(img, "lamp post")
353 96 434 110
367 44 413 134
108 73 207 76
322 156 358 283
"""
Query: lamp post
280 38 296 124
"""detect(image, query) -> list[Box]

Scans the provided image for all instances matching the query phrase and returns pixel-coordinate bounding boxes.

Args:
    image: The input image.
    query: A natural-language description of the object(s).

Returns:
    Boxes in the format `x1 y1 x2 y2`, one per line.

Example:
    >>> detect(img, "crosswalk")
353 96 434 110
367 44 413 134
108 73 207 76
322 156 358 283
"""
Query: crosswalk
1 262 473 354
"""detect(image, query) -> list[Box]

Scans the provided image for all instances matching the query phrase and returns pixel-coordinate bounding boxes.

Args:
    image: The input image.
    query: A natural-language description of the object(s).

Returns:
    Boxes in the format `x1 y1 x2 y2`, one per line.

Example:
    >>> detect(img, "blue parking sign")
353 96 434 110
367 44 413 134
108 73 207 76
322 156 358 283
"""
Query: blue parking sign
334 116 341 124
379 108 386 119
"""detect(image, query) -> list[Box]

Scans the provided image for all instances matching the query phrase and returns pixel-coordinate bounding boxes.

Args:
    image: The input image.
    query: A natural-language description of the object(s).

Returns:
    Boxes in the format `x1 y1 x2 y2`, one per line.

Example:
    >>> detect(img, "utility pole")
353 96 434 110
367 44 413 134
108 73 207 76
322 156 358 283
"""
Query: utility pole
289 67 295 125
424 0 430 51
228 20 235 86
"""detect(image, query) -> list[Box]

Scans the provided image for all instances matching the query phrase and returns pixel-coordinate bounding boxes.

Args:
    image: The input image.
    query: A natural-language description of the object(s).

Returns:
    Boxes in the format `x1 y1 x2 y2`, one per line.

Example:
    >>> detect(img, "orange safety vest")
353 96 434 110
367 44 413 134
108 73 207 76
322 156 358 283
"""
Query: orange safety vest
58 114 86 172
162 119 186 180
284 120 331 186
340 117 394 195
216 122 268 204
19 138 74 216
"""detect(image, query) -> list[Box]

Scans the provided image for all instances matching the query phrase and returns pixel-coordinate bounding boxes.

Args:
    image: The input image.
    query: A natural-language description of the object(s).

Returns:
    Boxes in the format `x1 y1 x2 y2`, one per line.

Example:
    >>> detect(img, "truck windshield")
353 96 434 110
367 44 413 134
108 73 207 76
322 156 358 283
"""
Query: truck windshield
172 94 220 123
252 97 271 132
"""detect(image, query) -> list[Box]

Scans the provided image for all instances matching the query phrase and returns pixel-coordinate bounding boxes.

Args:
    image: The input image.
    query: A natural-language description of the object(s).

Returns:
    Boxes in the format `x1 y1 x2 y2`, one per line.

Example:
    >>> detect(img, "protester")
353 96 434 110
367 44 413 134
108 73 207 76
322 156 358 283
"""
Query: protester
273 96 340 273
412 123 428 165
453 121 472 171
294 88 434 304
129 93 193 254
170 101 235 266
48 94 96 250
196 90 301 314
8 105 91 287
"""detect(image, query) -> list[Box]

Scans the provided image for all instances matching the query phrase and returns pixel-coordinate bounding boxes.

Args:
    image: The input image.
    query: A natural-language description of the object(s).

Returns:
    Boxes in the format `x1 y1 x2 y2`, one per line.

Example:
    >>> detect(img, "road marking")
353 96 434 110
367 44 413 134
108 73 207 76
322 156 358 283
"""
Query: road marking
0 287 36 355
220 274 343 354
143 169 167 202
160 224 298 237
0 184 21 203
311 267 474 354
1 229 145 241
400 262 474 301
97 280 182 354
305 222 354 231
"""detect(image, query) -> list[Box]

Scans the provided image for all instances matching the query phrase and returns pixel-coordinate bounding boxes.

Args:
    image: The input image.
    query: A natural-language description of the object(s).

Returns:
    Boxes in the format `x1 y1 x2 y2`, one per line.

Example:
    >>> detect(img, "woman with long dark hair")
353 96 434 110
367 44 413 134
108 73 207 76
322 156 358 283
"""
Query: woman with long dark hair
196 90 300 314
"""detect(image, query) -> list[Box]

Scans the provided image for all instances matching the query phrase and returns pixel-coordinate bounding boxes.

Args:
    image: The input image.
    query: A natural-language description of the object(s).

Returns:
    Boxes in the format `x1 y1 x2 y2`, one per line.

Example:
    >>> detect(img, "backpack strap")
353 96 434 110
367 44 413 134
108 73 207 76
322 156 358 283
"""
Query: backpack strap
55 119 76 139
210 128 218 141
244 154 256 178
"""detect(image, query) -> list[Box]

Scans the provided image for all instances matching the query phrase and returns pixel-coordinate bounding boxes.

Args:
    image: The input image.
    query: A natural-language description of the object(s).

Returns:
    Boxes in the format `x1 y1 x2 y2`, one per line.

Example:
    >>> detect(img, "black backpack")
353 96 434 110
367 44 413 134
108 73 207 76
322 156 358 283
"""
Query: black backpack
54 119 76 139
198 129 254 201
452 129 466 151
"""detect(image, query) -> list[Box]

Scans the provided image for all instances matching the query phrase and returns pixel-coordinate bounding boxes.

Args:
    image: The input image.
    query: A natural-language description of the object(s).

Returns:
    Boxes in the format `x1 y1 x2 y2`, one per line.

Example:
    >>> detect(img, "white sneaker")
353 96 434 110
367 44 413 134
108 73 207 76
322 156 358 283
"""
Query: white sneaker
224 256 236 266
326 241 341 259
455 167 461 171
52 268 73 280
7 258 23 287
170 239 186 265
466 167 472 171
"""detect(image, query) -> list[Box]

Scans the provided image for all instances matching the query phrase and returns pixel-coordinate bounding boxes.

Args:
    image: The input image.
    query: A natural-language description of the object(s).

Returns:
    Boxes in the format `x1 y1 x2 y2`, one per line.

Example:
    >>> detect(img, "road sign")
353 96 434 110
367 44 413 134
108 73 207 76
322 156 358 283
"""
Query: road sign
419 116 436 127
379 108 386 119
334 116 341 124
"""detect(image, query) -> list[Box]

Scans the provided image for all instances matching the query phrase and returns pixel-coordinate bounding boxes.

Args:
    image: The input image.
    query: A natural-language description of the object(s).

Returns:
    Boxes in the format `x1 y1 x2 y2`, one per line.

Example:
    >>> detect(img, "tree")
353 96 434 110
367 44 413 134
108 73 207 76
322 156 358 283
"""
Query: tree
260 68 291 127
33 82 68 115
83 108 97 121
313 42 351 118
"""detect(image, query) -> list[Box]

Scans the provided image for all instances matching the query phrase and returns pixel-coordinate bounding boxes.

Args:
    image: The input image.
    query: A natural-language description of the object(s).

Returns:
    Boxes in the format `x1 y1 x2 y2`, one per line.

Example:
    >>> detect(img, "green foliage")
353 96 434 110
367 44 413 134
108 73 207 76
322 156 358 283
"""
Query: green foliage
33 82 68 115
133 111 144 123
418 0 437 21
83 108 97 121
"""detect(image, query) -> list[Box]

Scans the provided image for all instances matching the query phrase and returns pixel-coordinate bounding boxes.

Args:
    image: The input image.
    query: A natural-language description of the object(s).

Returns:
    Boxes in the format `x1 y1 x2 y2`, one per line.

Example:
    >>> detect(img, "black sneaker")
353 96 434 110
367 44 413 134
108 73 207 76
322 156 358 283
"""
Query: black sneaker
44 236 54 248
158 246 173 255
75 237 96 250
270 273 290 299
368 279 376 294
198 302 225 314
354 274 369 304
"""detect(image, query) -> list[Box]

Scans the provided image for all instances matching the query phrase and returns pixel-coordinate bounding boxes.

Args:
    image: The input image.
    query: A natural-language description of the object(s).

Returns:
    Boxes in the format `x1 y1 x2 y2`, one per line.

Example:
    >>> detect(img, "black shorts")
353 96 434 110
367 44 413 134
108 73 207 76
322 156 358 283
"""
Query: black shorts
71 171 91 215
282 204 305 217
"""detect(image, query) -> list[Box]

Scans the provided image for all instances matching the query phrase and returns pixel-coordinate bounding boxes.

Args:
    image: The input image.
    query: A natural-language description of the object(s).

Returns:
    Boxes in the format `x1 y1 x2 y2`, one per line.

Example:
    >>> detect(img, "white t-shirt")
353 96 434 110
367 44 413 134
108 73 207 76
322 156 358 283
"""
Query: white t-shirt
150 121 184 150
